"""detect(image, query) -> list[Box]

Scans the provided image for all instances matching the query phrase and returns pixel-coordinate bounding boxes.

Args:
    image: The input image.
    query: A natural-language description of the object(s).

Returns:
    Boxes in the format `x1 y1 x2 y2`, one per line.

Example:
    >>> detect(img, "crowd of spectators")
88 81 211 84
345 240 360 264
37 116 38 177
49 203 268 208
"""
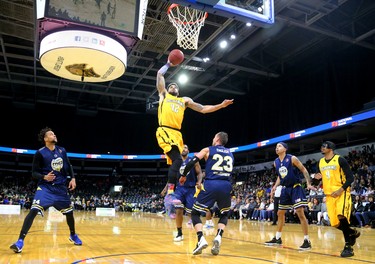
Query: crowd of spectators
1 146 374 228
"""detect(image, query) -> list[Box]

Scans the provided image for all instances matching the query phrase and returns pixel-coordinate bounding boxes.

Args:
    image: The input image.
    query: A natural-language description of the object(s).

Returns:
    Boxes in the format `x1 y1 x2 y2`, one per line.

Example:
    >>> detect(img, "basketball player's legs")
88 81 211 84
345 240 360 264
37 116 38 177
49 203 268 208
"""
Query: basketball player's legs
173 187 186 241
291 186 309 235
291 185 311 249
265 187 291 245
10 185 53 253
210 181 231 255
156 127 183 193
327 194 358 257
191 183 216 255
51 187 82 245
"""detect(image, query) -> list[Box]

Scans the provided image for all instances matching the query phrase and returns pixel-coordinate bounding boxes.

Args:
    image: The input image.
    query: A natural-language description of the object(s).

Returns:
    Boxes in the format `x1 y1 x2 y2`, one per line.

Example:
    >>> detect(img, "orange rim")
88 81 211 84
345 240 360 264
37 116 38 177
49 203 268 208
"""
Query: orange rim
167 4 208 25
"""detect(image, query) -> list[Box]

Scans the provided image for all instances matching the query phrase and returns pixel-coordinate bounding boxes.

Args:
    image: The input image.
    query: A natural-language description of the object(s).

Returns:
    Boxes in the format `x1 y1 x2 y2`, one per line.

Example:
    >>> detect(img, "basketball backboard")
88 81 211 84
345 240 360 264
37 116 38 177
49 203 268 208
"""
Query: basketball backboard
164 0 274 26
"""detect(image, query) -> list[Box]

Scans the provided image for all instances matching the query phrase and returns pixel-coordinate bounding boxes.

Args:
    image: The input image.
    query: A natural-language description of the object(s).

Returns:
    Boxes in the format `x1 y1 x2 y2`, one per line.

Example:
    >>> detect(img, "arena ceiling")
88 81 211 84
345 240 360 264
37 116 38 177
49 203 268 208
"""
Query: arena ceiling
0 0 375 164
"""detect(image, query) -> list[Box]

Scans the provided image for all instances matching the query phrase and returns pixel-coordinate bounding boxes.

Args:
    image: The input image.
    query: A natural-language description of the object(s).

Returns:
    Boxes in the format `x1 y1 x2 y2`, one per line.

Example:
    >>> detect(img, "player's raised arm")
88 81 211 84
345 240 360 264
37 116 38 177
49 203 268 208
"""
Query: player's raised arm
184 97 233 114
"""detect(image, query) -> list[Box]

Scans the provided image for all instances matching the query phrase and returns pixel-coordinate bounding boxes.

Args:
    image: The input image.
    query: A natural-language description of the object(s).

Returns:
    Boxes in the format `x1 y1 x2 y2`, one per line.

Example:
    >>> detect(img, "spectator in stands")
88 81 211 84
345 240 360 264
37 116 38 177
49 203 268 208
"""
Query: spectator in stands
353 195 365 227
246 197 257 220
227 196 238 219
265 198 274 222
363 195 375 228
309 198 321 224
317 196 330 226
239 198 251 220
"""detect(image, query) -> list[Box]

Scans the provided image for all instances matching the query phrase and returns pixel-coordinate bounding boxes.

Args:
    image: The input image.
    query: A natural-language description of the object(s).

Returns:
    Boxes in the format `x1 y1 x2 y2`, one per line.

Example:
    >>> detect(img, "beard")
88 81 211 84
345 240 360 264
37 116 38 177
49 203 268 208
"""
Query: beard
169 91 178 96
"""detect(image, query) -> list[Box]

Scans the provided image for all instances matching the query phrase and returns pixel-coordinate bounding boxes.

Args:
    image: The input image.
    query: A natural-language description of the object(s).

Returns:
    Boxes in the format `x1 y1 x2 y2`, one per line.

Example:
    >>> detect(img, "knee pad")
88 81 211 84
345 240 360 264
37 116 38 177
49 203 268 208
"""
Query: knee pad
218 212 228 225
191 209 202 226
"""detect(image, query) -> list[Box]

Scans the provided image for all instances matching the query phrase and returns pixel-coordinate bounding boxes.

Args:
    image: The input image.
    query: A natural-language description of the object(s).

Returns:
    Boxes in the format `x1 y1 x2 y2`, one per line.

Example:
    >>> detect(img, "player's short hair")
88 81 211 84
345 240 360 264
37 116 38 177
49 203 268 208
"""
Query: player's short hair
278 142 288 150
217 131 228 146
321 141 336 150
167 82 179 90
38 127 52 143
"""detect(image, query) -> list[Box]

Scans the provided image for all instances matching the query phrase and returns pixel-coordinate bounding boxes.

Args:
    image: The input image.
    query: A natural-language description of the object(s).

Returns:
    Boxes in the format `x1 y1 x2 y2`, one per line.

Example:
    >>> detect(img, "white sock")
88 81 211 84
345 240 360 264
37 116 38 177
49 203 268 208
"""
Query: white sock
276 232 282 239
304 235 309 241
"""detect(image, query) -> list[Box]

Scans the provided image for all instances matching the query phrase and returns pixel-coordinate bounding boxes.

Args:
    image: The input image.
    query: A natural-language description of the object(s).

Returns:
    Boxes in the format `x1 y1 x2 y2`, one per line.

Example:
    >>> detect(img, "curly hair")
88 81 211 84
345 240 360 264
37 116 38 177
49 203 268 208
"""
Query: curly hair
38 127 52 143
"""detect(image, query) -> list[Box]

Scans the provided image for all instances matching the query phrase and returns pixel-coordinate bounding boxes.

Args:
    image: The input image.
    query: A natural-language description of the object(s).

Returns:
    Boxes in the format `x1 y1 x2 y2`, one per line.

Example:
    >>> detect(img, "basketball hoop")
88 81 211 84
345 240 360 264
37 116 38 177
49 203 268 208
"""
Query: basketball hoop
167 4 208 50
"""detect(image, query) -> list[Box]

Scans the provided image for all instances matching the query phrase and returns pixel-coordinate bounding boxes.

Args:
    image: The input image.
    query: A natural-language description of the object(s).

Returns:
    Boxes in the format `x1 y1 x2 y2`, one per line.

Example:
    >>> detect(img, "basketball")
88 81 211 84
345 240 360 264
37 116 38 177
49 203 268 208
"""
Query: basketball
168 49 184 65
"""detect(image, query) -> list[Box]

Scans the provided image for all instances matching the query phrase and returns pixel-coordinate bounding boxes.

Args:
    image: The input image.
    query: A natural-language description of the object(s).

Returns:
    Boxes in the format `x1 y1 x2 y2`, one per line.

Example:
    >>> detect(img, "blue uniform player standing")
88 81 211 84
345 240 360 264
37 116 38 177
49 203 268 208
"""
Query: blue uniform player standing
180 132 234 256
10 127 82 253
173 144 203 242
265 142 315 250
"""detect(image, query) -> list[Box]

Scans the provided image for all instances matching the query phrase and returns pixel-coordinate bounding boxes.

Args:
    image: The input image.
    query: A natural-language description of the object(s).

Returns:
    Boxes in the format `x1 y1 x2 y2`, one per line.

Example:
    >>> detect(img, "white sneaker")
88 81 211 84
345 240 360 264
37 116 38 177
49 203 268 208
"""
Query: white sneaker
193 236 208 255
174 235 184 242
211 235 221 255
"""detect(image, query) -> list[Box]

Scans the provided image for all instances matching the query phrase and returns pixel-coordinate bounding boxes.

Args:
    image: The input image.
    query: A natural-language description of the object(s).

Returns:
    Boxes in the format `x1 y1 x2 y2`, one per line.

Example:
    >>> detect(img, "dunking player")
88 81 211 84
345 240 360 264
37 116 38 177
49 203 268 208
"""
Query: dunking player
180 132 234 255
314 141 360 257
173 144 203 242
10 127 82 253
156 61 233 203
265 142 315 250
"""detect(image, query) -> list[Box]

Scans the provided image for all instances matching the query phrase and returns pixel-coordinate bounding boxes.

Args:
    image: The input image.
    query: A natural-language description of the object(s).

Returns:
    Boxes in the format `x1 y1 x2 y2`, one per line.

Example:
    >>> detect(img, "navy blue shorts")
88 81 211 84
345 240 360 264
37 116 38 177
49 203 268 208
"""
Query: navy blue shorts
31 184 72 214
193 180 232 214
279 184 307 210
173 186 196 213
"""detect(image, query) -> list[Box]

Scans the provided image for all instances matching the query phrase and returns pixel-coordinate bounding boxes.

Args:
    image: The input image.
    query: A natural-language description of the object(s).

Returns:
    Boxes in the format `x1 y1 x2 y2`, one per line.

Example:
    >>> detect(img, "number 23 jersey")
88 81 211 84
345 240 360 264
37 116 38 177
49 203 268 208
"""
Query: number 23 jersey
205 145 234 181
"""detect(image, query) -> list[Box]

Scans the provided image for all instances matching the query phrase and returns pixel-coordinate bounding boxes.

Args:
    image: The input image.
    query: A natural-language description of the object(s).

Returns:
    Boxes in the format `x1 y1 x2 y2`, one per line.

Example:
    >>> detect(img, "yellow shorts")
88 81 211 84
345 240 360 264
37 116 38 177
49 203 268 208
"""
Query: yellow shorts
326 191 352 227
156 126 184 165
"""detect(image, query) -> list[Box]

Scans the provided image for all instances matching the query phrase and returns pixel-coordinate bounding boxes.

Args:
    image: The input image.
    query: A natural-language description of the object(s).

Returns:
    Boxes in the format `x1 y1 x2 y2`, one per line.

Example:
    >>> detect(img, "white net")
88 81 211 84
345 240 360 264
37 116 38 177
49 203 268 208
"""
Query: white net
167 4 208 50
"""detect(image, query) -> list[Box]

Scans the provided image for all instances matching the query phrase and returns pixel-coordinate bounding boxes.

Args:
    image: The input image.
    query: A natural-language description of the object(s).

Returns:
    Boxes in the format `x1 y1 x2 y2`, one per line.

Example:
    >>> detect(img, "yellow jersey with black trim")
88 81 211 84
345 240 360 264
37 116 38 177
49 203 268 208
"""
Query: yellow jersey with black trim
319 154 348 195
158 93 186 130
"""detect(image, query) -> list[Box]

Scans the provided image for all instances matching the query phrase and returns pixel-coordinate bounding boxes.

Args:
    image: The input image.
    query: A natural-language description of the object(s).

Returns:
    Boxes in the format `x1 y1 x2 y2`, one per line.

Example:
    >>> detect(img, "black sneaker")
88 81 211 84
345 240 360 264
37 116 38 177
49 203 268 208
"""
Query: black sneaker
299 239 311 250
348 229 360 246
265 237 282 246
340 243 354 258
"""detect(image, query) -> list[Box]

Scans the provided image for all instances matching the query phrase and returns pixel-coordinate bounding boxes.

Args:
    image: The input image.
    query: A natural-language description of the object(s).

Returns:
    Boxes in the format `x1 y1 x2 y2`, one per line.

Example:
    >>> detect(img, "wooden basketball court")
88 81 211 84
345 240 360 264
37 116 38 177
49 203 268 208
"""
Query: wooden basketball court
1 210 374 263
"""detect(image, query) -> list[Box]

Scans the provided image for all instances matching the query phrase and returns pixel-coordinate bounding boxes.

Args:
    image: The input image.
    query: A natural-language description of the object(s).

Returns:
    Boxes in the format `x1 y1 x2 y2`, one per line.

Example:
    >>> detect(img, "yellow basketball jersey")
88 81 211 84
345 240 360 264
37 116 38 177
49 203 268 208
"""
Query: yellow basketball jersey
158 93 186 130
319 155 349 195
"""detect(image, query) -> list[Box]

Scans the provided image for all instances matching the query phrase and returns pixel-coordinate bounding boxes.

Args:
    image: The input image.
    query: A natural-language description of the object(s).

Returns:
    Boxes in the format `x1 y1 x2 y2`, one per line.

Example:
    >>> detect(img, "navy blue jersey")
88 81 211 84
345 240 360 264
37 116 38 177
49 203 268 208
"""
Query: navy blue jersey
179 156 198 187
275 154 301 187
34 146 71 185
204 145 234 181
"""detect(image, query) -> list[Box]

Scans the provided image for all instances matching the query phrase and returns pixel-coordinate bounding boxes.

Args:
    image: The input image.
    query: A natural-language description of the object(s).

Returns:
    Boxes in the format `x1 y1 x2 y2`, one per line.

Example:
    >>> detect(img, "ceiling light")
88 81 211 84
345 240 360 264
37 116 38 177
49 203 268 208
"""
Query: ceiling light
203 57 210 62
178 74 188 84
230 34 236 40
219 40 228 49
246 22 252 27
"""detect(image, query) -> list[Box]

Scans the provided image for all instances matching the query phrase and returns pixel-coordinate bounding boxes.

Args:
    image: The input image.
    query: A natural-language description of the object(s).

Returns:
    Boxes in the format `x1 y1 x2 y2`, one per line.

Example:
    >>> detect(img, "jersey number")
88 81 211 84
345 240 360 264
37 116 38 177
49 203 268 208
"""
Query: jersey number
171 104 180 113
212 154 233 172
324 170 331 180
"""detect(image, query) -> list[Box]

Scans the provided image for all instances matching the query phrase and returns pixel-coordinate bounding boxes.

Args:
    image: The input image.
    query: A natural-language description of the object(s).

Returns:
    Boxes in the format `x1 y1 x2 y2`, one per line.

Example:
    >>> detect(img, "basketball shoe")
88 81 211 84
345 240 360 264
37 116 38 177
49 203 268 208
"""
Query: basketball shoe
265 237 282 246
193 236 208 255
341 243 354 258
299 239 311 250
211 235 221 255
10 239 24 253
69 234 82 245
174 234 184 242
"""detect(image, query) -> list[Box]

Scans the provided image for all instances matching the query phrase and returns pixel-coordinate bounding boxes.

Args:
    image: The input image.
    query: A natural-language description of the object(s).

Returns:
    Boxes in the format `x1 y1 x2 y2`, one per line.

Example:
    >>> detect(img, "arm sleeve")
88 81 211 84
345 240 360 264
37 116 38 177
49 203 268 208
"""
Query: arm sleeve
65 152 75 178
183 156 200 176
338 156 354 190
31 152 44 180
